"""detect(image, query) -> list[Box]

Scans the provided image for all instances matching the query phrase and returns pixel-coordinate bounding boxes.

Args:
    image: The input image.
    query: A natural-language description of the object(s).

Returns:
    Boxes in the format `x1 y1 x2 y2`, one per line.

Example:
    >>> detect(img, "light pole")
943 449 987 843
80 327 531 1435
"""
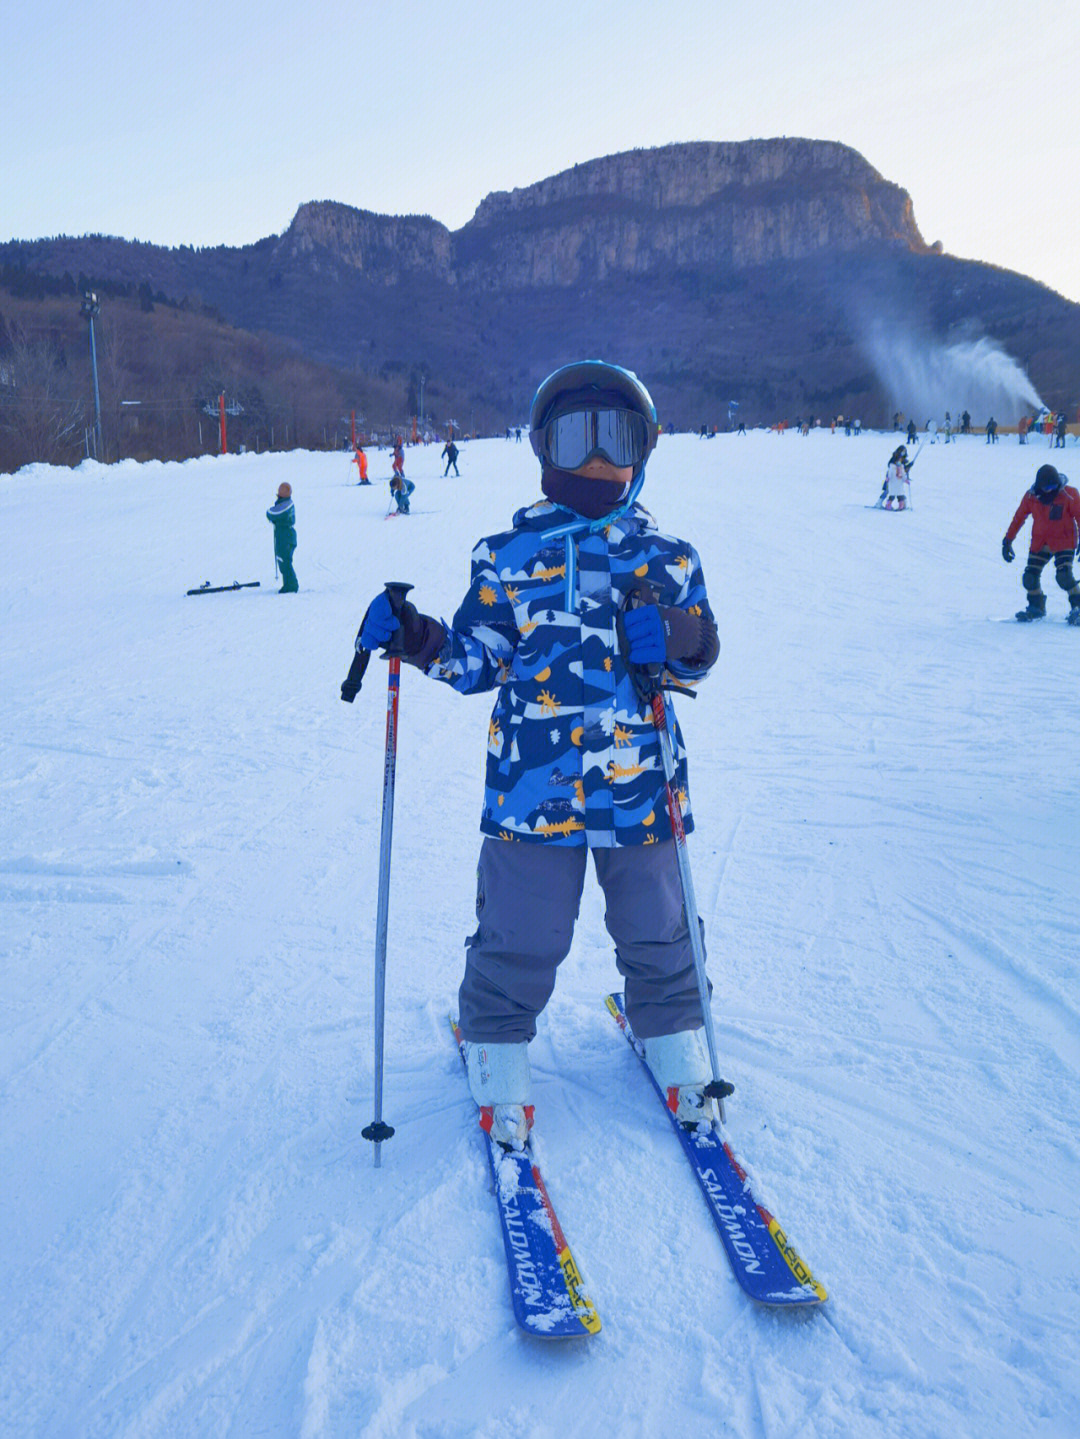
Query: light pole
419 372 426 430
81 292 104 460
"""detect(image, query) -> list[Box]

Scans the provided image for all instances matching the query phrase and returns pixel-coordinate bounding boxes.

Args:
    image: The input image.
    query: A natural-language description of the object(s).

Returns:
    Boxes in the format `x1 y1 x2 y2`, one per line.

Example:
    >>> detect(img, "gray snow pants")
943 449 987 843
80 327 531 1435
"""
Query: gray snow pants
457 837 710 1044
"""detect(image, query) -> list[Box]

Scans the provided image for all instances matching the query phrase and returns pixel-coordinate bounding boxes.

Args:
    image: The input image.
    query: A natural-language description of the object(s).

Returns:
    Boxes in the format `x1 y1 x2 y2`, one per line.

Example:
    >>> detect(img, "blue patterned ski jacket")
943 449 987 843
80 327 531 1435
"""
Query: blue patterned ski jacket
423 498 718 847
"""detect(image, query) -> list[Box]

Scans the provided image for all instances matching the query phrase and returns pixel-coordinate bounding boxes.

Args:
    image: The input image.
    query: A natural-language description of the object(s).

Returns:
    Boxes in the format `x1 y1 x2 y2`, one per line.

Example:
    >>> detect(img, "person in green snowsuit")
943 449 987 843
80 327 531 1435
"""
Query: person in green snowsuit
266 481 298 592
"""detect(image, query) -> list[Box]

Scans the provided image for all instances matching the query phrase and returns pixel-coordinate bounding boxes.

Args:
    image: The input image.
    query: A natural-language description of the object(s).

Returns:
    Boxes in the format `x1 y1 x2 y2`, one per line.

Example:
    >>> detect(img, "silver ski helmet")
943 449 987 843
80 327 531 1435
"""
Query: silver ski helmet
529 361 659 473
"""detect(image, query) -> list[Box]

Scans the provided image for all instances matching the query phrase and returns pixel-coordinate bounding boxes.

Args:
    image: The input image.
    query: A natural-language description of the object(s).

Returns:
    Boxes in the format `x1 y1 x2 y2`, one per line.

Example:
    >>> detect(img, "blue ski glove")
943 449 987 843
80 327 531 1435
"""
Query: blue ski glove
359 591 400 649
357 587 446 667
622 604 667 664
1001 538 1015 563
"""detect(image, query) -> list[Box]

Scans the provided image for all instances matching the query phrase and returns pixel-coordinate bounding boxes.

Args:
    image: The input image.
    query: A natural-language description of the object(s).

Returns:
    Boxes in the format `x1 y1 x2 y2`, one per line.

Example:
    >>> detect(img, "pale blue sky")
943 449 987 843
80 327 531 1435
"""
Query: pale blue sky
4 0 1077 301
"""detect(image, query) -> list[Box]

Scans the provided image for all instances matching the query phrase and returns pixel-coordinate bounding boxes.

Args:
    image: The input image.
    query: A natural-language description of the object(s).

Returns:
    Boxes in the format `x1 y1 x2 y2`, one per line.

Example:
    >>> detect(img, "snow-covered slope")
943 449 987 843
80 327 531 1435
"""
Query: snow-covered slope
2 431 1077 1438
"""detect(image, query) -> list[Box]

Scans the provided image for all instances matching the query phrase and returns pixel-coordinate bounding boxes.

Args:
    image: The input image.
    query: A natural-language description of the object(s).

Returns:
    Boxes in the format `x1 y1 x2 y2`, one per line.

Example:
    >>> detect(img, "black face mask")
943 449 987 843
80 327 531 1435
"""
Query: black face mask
541 464 630 520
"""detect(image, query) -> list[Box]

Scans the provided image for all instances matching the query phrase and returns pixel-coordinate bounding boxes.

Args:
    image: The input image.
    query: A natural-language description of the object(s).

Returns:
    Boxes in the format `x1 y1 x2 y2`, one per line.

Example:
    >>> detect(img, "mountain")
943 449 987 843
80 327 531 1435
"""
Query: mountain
2 139 1077 461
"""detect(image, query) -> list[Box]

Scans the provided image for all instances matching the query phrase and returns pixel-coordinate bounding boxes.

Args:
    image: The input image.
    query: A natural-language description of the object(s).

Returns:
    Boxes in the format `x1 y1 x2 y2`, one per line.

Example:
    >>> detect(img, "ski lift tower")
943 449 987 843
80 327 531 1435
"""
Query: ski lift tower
81 292 104 460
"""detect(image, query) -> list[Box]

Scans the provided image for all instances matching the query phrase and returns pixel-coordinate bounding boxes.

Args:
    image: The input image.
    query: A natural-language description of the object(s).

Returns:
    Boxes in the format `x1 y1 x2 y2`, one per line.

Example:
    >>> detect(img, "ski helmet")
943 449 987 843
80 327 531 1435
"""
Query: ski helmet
1033 464 1063 497
529 361 659 471
277 482 292 499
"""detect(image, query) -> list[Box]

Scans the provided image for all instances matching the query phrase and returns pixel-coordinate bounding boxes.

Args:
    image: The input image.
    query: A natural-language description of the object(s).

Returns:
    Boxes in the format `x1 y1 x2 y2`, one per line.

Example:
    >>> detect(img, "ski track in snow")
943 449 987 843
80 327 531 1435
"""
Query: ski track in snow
2 434 1078 1438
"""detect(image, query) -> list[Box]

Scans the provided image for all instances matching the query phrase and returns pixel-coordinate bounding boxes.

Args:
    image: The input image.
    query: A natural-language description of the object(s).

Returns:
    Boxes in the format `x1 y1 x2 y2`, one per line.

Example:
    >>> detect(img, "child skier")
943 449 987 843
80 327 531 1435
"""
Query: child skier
389 436 414 513
441 438 460 477
882 446 911 509
1002 464 1080 623
356 361 721 1150
353 444 370 485
266 482 298 592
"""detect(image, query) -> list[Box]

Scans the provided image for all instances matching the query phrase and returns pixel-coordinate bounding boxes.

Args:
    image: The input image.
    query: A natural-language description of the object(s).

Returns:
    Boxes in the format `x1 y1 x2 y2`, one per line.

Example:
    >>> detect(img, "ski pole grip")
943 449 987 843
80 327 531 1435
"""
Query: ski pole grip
340 583 413 701
617 583 663 705
383 581 414 616
341 646 370 703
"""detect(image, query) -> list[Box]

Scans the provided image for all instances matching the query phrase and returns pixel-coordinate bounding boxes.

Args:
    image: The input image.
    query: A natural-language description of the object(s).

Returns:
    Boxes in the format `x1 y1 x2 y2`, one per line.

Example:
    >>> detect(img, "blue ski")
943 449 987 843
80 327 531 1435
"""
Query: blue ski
605 994 826 1308
450 1018 601 1338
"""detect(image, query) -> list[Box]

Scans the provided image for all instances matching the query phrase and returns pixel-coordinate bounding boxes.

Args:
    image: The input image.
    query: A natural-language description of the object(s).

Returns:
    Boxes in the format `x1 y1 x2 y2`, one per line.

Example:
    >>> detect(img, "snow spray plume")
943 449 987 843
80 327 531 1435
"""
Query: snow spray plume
862 321 1044 423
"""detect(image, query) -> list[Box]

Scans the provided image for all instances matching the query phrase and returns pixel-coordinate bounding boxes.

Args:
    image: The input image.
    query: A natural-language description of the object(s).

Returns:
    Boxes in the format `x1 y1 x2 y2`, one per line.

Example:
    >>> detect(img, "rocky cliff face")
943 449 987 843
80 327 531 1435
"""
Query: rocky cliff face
454 139 929 287
278 141 929 290
280 201 453 281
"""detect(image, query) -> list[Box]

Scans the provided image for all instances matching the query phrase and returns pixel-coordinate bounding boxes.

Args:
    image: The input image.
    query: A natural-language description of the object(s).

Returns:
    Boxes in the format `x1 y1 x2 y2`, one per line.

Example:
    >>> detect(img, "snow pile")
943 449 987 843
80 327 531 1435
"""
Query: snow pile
2 431 1078 1437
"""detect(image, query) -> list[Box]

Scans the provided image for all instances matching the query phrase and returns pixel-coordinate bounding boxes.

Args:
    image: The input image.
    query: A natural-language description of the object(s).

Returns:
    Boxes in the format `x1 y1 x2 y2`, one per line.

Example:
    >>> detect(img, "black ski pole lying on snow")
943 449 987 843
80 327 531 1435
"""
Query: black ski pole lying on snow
342 582 414 1166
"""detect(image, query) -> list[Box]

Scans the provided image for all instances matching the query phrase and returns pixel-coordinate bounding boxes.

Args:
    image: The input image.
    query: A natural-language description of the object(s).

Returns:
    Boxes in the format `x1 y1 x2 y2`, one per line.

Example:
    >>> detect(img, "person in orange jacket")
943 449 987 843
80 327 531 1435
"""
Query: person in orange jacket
1002 464 1080 623
391 436 405 478
353 444 370 484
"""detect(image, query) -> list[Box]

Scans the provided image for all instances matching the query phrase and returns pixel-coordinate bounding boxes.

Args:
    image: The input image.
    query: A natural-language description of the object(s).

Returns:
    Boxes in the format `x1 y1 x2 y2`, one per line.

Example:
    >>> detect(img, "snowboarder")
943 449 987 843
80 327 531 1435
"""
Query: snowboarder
1002 464 1080 623
986 417 999 444
353 444 370 484
442 439 460 477
266 482 298 592
906 419 918 446
881 446 912 509
356 361 721 1151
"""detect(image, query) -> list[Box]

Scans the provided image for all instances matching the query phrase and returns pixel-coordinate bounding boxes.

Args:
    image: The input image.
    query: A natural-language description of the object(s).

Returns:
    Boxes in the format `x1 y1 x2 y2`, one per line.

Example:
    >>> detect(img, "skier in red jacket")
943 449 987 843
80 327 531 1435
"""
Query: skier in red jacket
1002 464 1080 623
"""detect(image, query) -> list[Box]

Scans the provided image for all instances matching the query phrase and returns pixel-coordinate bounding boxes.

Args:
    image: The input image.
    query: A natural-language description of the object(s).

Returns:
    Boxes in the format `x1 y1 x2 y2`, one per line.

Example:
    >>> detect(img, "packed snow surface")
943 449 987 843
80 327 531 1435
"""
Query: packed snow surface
2 431 1078 1438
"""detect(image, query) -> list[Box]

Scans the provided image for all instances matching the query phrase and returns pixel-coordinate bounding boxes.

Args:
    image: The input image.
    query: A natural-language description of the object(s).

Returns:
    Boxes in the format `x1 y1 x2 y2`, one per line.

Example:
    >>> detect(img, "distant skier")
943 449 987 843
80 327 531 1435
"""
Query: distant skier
391 435 405 479
389 472 415 514
353 444 370 485
266 482 298 592
906 419 918 445
1055 413 1068 448
882 446 912 510
354 360 721 1151
442 439 460 477
1001 464 1080 623
986 417 998 444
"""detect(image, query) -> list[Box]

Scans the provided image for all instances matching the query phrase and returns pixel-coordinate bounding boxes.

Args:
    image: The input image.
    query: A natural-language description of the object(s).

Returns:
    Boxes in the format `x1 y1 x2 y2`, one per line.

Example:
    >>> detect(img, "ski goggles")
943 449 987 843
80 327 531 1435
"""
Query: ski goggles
531 407 652 471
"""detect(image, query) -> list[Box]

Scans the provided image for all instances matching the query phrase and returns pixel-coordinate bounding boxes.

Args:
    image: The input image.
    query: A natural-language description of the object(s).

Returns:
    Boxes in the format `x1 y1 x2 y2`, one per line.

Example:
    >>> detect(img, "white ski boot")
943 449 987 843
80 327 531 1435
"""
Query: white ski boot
644 1028 718 1132
465 1040 534 1151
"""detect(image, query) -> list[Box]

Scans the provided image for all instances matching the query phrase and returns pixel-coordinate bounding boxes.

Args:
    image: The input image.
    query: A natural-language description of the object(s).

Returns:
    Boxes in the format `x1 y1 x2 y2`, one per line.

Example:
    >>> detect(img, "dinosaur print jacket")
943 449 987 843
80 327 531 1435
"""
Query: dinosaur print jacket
423 498 718 847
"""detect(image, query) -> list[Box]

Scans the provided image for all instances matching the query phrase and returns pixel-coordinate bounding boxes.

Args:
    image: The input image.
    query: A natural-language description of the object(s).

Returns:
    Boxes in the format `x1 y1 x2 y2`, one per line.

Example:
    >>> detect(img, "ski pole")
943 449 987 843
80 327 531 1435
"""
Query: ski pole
341 582 413 1166
647 685 733 1121
618 589 733 1122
